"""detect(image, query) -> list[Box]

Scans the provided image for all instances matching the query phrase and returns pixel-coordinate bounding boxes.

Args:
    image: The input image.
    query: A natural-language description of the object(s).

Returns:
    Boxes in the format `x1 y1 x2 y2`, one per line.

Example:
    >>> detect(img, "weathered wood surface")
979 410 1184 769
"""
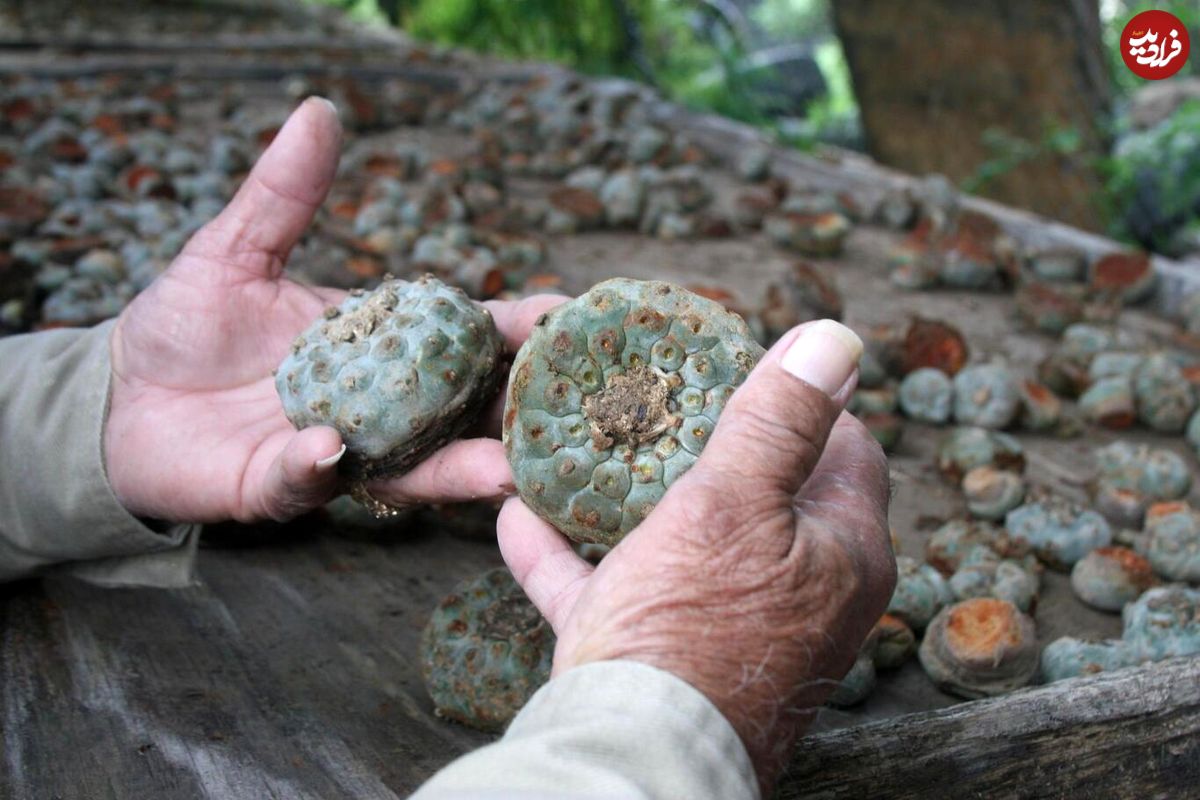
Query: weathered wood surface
1 525 499 800
781 656 1200 799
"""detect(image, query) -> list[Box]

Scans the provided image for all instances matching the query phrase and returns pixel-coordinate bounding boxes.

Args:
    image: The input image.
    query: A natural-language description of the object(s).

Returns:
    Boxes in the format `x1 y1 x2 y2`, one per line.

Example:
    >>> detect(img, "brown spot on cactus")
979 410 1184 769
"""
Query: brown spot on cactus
504 278 763 545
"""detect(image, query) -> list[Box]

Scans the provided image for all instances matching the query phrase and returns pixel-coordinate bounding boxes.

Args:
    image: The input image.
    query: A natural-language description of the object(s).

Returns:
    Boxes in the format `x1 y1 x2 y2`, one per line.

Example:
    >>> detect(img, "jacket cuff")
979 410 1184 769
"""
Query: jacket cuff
0 321 199 587
414 659 759 800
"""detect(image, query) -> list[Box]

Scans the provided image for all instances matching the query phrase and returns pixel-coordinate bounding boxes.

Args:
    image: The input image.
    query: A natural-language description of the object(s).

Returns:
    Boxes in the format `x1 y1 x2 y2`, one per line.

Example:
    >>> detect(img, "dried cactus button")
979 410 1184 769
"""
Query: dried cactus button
1133 353 1197 433
948 559 1039 614
503 278 764 545
1122 585 1200 662
275 275 505 481
1069 546 1157 612
887 556 954 631
826 652 877 708
918 598 1038 699
953 364 1019 429
1078 375 1136 429
1005 494 1112 571
420 568 554 732
925 518 1017 574
962 466 1026 521
868 613 917 670
1143 501 1200 584
1040 637 1138 684
936 427 1025 482
1016 379 1061 432
898 367 953 424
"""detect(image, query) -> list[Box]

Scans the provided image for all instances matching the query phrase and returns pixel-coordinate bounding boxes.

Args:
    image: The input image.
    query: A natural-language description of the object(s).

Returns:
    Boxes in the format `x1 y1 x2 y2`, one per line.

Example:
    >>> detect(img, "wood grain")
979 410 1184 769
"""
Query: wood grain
780 657 1200 799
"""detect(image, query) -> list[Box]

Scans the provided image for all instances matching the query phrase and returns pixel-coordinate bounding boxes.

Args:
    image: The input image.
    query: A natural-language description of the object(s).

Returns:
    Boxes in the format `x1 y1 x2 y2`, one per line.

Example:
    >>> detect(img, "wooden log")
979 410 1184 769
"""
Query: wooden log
779 656 1200 799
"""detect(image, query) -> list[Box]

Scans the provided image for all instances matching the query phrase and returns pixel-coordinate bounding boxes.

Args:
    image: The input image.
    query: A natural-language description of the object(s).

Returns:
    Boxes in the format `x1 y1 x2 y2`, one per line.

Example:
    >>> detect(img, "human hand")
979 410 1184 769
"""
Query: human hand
105 98 561 524
498 319 896 793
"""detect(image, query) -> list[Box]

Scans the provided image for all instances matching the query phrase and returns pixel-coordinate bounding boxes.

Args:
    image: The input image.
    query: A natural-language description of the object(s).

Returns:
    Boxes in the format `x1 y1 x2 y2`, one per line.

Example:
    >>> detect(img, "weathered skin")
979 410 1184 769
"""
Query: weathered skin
503 278 764 545
275 275 504 480
420 568 555 732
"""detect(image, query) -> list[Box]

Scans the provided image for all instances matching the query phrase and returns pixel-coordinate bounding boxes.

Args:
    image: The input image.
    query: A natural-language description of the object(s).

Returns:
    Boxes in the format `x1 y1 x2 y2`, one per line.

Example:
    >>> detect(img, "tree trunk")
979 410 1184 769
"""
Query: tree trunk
832 0 1111 231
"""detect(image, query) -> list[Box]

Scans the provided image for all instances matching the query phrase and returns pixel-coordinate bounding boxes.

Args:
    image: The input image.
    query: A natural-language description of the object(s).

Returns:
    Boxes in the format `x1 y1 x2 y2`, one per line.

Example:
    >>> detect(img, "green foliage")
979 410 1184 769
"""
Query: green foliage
961 122 1084 195
304 0 857 140
1103 99 1200 251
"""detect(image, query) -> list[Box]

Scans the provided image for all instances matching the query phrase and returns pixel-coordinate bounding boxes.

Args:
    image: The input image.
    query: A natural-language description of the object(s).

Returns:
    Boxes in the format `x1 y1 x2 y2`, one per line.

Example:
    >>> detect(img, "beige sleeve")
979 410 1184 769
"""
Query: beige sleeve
0 321 200 587
412 660 759 800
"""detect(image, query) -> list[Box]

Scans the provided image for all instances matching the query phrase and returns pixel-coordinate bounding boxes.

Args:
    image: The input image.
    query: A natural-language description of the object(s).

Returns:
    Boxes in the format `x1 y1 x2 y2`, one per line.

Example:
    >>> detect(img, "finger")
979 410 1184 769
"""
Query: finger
186 97 343 275
259 426 344 521
497 496 594 632
795 412 897 634
483 294 571 353
694 319 862 501
366 438 514 506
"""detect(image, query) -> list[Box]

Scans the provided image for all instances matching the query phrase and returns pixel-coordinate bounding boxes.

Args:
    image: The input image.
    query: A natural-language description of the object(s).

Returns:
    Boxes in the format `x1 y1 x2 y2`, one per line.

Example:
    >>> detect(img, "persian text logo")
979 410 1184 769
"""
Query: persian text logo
1121 9 1190 80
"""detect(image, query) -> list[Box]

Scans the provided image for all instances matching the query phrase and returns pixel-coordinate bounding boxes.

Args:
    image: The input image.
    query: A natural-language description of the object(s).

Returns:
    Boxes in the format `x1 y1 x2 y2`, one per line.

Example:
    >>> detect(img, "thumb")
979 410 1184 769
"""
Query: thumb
257 425 345 521
693 319 862 500
184 96 342 277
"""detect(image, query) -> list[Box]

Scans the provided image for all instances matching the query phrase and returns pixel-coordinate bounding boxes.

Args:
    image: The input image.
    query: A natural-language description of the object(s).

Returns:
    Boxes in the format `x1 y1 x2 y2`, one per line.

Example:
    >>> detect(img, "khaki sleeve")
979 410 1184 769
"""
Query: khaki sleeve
0 321 199 587
412 660 759 800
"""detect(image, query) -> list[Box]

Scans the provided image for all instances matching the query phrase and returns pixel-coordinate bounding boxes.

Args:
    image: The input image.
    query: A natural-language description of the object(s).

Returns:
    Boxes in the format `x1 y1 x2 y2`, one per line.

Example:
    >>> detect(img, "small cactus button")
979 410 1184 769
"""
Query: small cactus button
420 568 554 732
275 275 504 481
1069 546 1157 612
1040 637 1137 683
936 427 1025 482
898 367 953 424
949 558 1039 613
918 598 1039 699
1122 585 1200 662
953 364 1019 429
826 652 877 708
1133 353 1197 433
1143 501 1200 583
961 466 1026 521
887 556 954 630
1005 493 1112 571
503 278 764 545
868 613 917 670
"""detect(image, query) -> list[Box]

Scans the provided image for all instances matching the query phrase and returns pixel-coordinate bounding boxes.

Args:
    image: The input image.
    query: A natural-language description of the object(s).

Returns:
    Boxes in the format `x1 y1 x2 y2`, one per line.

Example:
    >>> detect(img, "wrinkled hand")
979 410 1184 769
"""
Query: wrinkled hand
500 320 896 794
105 98 559 523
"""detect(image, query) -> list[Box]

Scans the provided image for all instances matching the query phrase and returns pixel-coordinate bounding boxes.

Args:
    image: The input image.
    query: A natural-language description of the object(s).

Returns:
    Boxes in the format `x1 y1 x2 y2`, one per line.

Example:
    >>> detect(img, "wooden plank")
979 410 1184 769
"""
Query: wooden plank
780 656 1200 799
0 525 499 799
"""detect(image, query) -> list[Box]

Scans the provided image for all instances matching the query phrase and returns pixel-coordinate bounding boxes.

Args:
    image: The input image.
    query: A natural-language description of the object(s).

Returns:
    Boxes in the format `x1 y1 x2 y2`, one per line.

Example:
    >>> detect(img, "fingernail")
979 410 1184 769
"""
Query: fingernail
315 444 346 471
308 96 339 117
780 320 863 397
